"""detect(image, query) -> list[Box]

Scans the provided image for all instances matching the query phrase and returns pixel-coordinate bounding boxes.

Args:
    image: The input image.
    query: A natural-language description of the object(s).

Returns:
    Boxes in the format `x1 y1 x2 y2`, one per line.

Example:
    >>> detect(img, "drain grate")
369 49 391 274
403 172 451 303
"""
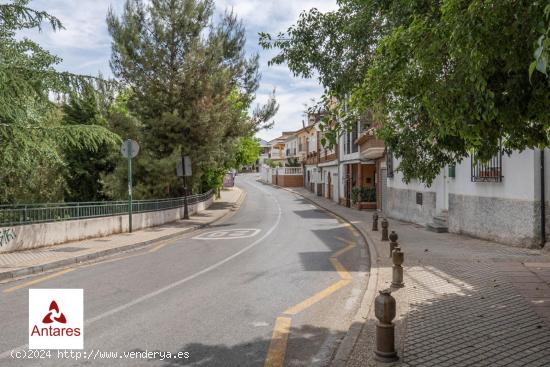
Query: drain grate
50 247 86 253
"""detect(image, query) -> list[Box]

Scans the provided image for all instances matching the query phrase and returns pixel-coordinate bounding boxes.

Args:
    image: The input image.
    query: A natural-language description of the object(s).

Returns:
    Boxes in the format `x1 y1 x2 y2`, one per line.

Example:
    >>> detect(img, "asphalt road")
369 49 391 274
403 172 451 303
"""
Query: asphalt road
0 174 370 367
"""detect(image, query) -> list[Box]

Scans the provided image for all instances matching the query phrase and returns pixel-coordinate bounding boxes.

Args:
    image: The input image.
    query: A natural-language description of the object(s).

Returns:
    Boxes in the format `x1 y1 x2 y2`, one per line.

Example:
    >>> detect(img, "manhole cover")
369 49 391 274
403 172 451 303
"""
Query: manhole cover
50 247 86 253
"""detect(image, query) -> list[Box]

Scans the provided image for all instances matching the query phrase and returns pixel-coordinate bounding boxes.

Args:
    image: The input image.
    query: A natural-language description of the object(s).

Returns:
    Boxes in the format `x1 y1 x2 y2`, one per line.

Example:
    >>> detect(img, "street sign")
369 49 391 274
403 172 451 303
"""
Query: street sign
177 156 192 177
120 139 139 233
120 139 139 158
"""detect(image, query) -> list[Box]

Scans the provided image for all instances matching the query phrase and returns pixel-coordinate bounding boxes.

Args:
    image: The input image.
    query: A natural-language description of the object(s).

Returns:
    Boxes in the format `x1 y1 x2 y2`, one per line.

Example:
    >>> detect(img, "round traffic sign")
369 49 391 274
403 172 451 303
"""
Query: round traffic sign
121 139 139 158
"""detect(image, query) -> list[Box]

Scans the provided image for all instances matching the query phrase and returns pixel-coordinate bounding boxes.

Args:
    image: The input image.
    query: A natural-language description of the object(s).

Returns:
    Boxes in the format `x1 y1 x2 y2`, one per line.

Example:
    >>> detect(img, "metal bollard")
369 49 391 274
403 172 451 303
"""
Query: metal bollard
381 218 389 241
392 246 405 288
389 231 398 257
372 212 379 231
374 289 399 362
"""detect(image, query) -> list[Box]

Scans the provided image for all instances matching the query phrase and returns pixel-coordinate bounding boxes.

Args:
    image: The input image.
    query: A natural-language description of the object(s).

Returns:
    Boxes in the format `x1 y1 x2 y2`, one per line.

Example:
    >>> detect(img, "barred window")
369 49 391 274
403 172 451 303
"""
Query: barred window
386 149 394 178
471 151 502 182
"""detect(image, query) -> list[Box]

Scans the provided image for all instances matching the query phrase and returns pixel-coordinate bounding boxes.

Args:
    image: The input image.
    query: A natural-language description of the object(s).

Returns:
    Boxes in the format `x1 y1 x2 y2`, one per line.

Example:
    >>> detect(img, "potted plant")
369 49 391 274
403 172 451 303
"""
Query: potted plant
357 187 377 210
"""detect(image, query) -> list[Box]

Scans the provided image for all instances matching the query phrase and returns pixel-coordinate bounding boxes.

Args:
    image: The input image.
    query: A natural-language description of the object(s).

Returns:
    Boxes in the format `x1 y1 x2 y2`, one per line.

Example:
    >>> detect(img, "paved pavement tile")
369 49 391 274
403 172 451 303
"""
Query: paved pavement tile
279 186 550 367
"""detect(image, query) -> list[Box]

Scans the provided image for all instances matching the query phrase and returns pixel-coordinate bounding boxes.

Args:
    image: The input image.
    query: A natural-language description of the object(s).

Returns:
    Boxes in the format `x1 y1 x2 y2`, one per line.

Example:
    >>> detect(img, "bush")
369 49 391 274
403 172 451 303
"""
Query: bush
351 187 361 204
361 187 376 202
352 187 376 203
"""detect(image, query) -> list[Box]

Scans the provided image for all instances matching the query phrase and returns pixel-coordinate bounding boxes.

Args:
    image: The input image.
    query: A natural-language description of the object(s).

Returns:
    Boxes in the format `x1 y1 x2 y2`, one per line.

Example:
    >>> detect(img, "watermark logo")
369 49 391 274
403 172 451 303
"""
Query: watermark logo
42 300 67 324
29 289 83 349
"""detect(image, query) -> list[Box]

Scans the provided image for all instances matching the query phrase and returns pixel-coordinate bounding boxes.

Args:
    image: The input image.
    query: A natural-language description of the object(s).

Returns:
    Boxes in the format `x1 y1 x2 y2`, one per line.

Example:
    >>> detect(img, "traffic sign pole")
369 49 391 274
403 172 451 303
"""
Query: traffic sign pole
127 140 133 233
182 156 190 220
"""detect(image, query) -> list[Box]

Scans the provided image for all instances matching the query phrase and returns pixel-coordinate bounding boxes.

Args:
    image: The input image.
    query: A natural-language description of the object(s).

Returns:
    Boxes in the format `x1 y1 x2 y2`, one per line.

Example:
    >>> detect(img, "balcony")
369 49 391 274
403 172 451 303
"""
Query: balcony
305 151 319 165
319 149 337 163
356 130 385 160
270 151 283 159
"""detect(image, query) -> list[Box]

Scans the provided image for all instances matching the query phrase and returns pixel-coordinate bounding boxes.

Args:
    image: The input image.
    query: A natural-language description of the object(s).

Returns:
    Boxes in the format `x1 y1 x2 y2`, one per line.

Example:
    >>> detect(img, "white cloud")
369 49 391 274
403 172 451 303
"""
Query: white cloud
215 0 337 33
21 0 338 138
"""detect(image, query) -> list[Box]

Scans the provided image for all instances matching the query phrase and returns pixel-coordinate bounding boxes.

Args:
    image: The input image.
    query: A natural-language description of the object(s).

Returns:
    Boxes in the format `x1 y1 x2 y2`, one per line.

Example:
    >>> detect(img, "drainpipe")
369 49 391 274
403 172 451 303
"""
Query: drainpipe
541 149 546 248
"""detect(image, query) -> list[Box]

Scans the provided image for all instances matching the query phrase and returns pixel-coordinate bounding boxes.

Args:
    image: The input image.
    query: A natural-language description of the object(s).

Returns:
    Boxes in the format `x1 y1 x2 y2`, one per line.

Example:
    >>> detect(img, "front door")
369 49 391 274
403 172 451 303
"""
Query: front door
435 166 449 213
327 172 332 200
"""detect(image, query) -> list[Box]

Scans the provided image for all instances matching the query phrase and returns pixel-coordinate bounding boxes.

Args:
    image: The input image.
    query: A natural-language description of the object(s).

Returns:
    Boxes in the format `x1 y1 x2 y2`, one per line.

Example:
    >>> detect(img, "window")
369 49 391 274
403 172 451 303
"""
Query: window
359 111 373 132
386 149 394 178
351 123 359 153
471 152 502 182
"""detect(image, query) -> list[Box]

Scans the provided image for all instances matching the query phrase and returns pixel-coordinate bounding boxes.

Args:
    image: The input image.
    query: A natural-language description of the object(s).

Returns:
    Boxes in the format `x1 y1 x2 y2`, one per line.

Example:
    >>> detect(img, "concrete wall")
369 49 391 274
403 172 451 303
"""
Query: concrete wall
386 150 546 247
448 194 539 248
0 196 213 254
386 187 437 225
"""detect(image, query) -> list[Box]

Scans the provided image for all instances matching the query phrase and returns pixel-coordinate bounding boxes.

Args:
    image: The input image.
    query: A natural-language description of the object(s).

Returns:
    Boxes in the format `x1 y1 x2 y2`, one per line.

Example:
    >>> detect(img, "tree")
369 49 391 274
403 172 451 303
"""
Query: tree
531 3 550 79
233 137 260 168
261 0 550 184
107 0 277 197
62 85 117 201
0 1 120 202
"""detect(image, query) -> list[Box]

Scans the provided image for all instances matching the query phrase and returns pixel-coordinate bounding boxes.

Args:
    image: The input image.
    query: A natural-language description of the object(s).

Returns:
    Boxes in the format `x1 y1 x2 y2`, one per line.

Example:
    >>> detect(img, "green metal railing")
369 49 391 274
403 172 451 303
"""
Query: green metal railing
0 190 213 226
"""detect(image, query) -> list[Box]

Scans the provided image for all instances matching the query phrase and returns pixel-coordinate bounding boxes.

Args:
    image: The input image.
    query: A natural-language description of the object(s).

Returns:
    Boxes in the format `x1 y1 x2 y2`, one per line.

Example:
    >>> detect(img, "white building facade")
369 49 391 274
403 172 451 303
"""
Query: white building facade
386 148 550 248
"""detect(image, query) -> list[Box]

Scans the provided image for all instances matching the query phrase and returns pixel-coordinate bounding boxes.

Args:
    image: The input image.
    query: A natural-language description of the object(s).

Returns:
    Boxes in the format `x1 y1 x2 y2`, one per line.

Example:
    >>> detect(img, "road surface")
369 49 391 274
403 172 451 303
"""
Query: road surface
0 174 369 366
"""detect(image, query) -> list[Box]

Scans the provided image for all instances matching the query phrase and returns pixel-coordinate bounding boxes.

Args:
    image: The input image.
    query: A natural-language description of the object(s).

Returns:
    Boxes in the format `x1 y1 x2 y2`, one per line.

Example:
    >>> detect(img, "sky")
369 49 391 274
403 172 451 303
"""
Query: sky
23 0 338 142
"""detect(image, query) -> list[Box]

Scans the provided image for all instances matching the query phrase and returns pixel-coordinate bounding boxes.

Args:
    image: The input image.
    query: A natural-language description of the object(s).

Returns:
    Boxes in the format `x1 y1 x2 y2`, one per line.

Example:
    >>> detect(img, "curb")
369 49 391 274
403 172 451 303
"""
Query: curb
262 181 381 367
0 188 247 283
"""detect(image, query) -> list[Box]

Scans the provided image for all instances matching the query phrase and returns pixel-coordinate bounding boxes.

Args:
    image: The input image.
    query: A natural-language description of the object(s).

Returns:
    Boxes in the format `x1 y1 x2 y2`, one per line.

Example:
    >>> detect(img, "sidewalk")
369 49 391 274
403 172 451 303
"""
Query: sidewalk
285 186 550 367
0 188 244 282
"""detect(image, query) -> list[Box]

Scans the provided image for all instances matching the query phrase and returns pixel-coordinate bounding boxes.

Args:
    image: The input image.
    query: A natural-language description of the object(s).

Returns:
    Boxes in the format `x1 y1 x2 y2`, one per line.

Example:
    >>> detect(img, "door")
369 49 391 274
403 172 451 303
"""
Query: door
327 172 332 199
435 167 449 213
381 168 388 213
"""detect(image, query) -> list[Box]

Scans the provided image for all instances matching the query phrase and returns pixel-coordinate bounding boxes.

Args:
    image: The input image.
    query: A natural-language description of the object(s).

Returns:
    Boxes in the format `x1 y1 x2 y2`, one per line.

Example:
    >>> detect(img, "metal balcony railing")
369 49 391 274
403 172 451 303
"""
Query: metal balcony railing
0 190 214 226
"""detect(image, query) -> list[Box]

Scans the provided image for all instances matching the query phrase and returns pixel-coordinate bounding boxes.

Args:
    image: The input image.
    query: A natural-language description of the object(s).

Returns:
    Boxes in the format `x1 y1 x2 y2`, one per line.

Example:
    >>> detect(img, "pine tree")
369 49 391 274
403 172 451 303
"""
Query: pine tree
106 0 277 197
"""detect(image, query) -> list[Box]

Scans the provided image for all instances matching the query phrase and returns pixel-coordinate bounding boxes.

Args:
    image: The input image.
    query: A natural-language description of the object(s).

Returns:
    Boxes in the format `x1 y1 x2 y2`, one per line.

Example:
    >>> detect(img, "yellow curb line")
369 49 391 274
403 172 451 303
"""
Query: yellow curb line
264 316 292 367
263 195 358 366
332 244 356 259
3 268 75 293
283 279 352 316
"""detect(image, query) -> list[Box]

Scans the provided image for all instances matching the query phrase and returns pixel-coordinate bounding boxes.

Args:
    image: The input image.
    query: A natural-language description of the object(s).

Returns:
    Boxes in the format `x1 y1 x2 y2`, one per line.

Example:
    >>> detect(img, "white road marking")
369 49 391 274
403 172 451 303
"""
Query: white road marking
192 228 261 240
0 181 282 360
252 321 270 327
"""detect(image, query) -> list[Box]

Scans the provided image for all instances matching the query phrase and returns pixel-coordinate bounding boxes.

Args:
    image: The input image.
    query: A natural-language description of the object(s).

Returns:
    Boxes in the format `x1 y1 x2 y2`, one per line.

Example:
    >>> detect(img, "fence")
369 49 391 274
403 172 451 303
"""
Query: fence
0 190 213 227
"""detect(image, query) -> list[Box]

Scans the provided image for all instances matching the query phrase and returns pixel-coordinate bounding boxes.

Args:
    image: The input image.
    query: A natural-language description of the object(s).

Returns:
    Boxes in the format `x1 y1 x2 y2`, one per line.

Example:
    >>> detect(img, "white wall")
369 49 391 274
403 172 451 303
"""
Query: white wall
533 148 550 202
308 132 317 154
0 197 213 253
388 150 537 201
321 166 339 202
285 137 298 156
449 150 536 201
